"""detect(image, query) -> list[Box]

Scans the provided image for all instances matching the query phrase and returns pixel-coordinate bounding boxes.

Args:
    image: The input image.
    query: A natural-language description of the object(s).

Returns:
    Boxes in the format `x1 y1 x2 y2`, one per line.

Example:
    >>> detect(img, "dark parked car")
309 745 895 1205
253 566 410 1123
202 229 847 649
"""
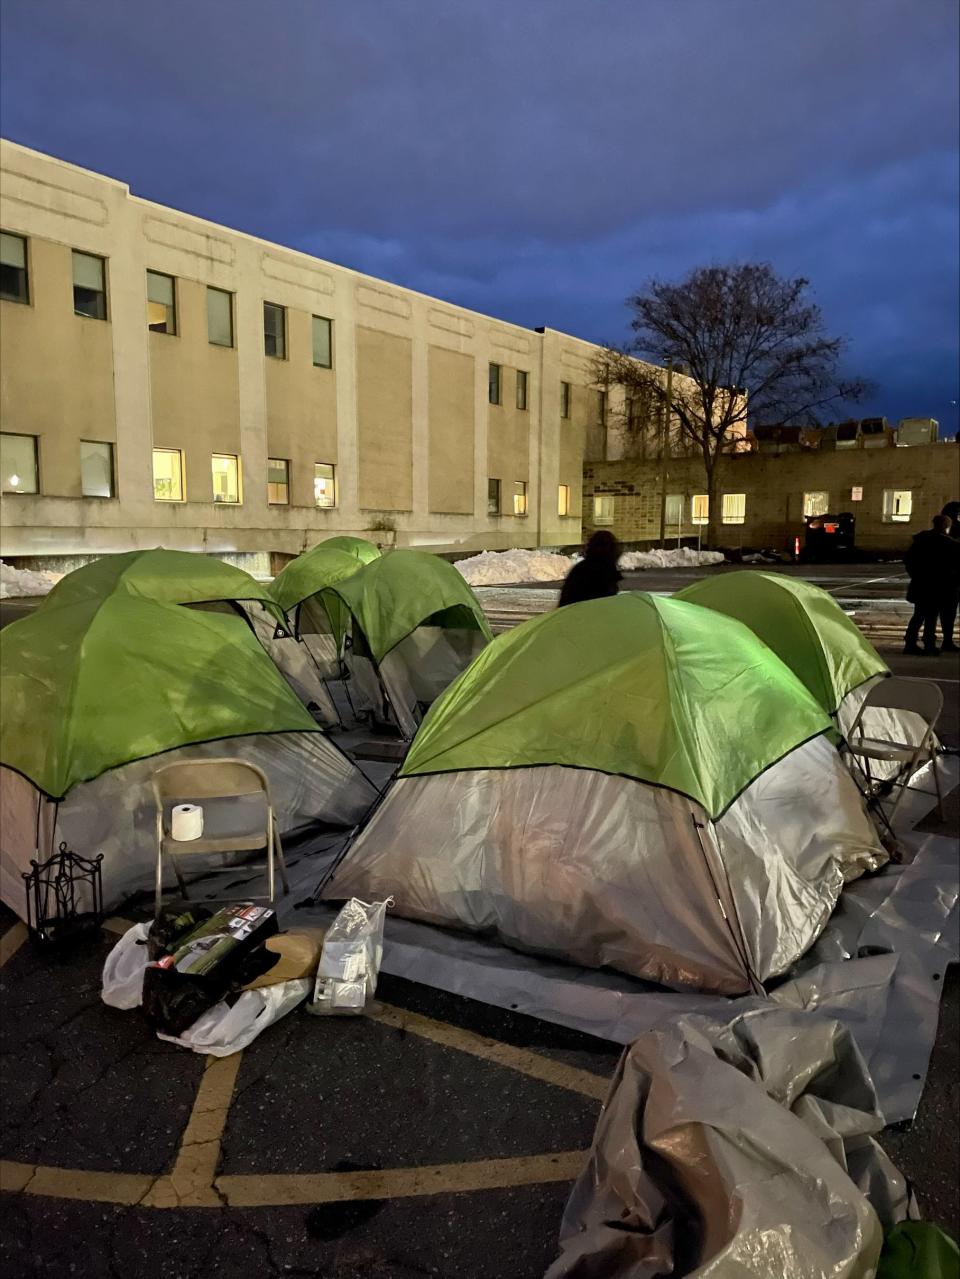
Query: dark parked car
802 512 856 561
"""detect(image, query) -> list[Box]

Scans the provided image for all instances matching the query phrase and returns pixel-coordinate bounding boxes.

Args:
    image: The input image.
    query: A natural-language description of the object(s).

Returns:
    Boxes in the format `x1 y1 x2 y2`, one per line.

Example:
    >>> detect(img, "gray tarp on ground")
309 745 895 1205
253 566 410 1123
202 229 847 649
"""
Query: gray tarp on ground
544 1005 909 1279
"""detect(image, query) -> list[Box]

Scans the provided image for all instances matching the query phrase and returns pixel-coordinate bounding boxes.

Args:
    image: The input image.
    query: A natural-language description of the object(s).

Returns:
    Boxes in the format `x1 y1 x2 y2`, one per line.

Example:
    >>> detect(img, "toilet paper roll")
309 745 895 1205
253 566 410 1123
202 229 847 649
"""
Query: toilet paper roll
171 803 204 841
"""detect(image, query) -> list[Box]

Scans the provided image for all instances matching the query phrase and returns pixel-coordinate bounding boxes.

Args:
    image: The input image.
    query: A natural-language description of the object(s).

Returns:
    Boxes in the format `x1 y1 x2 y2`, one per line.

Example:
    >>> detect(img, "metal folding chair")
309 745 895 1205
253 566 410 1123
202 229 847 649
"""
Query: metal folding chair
152 758 289 915
844 677 944 829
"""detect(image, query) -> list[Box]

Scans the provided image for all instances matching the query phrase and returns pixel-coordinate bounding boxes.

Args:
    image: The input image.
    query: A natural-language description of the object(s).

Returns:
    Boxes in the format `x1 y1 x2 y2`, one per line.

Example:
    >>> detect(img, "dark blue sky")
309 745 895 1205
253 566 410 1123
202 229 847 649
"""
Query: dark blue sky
2 0 958 430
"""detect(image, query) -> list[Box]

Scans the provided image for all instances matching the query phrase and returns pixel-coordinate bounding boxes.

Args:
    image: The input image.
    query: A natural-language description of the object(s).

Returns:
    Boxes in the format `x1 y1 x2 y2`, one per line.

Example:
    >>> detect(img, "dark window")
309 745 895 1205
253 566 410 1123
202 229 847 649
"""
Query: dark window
516 370 528 411
312 315 332 368
146 270 177 334
0 232 28 304
487 477 501 515
73 251 107 320
80 440 115 498
597 390 607 424
207 287 233 347
488 363 501 405
560 381 571 419
264 302 286 358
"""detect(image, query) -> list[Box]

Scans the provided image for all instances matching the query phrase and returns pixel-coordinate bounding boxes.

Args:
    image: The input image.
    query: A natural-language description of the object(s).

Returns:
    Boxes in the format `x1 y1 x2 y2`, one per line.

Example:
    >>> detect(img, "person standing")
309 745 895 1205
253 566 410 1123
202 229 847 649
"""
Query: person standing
558 531 622 607
903 514 959 655
938 500 960 652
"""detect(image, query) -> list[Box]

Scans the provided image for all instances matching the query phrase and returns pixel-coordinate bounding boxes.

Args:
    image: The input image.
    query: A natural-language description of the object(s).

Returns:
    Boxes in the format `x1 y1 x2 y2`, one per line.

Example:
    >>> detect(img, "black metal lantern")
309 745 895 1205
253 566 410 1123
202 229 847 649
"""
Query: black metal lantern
23 842 104 949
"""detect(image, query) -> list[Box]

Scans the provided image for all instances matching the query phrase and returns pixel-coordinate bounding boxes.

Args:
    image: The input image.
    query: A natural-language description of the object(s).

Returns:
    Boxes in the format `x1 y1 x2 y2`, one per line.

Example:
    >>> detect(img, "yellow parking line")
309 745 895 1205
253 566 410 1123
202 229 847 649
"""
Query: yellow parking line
369 1002 610 1102
0 922 28 968
0 1160 154 1205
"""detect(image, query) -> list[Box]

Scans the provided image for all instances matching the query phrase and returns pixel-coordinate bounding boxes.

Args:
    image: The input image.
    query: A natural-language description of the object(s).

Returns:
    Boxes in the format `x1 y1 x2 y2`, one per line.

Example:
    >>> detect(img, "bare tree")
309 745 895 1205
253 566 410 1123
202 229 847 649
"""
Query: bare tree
595 264 869 547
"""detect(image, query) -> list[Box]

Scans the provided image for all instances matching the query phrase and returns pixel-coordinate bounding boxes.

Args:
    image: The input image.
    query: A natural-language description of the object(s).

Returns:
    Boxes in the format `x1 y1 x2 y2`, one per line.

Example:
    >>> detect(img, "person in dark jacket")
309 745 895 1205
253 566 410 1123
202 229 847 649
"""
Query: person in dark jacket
938 501 960 652
903 514 960 655
558 531 622 607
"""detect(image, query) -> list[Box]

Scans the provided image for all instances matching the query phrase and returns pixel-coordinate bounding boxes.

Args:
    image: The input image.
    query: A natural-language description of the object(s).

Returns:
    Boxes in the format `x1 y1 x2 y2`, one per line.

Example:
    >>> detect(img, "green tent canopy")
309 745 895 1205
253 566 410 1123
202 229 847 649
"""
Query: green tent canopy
41 548 284 624
675 571 889 715
328 548 493 663
320 535 381 564
269 544 361 650
0 595 320 799
402 592 832 819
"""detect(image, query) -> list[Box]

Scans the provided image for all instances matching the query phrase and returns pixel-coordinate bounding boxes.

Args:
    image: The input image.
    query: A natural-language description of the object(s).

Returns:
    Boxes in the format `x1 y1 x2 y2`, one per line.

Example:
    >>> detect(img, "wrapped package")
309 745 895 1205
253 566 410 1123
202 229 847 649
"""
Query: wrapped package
307 897 392 1015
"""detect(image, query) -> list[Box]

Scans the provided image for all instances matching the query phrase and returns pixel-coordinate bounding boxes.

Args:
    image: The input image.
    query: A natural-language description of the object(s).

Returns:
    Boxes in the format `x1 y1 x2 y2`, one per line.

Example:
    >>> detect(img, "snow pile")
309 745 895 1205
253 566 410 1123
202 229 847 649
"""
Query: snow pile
0 561 62 599
456 549 574 586
619 547 726 571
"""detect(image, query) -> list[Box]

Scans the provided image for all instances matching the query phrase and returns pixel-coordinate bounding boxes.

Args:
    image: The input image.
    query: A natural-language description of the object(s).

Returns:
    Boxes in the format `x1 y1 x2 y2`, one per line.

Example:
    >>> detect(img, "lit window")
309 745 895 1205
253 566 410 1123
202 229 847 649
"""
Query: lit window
558 484 570 516
513 481 528 516
1 433 39 494
314 462 336 508
80 441 114 498
691 494 709 525
883 489 913 523
597 390 607 425
267 458 289 505
850 486 863 502
722 493 746 525
73 251 107 320
560 381 571 419
264 302 285 359
487 478 501 515
207 288 233 347
212 454 240 503
803 491 830 517
516 370 528 411
146 270 176 334
488 363 501 406
312 315 332 368
594 494 614 525
664 493 683 527
153 448 184 501
0 232 29 304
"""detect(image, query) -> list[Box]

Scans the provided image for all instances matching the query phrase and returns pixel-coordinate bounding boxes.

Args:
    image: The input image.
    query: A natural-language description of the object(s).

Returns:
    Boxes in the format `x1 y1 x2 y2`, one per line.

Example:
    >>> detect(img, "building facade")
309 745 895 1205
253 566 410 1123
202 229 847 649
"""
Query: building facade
0 140 613 568
582 442 958 553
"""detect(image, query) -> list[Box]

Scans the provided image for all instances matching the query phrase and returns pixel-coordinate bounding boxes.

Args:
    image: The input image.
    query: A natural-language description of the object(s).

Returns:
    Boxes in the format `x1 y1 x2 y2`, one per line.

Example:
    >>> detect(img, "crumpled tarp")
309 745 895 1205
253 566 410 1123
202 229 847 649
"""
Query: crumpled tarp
545 1006 910 1279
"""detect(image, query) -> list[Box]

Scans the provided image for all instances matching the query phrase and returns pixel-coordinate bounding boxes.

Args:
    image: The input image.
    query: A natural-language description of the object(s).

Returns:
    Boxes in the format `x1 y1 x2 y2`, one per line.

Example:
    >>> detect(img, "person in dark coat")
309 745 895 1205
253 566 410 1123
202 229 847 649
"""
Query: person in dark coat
558 530 623 607
938 500 960 652
903 514 960 655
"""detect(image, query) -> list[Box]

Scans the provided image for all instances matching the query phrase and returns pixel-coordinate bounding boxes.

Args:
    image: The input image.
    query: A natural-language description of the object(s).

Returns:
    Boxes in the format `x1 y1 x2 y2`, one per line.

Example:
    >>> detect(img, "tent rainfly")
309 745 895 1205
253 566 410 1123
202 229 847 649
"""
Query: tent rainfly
319 536 381 564
323 593 886 994
325 549 493 738
270 545 363 680
0 594 378 914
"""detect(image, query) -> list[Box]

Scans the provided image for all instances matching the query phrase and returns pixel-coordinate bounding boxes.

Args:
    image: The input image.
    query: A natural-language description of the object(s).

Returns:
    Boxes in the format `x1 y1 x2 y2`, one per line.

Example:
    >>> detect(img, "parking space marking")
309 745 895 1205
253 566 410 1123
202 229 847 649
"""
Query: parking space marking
369 1002 610 1102
0 1160 154 1205
0 922 28 969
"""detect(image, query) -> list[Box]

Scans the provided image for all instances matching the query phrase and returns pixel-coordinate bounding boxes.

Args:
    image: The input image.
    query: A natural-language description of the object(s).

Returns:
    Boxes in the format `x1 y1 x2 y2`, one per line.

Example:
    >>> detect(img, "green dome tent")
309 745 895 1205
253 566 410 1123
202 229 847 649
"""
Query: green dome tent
326 549 493 738
324 594 884 994
320 535 381 564
0 596 377 912
270 545 361 671
675 571 888 717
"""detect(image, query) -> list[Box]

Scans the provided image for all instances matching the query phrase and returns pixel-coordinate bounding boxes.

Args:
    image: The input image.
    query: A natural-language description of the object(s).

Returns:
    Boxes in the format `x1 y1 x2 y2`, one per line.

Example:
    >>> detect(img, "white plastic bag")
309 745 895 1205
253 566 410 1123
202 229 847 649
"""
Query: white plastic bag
156 979 311 1055
101 922 150 1009
308 897 392 1015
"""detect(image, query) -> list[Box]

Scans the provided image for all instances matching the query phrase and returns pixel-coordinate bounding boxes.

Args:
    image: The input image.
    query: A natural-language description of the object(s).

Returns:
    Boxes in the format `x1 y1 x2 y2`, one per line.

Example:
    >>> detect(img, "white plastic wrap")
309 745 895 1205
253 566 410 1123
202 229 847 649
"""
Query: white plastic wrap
101 922 150 1009
308 897 392 1015
157 979 311 1054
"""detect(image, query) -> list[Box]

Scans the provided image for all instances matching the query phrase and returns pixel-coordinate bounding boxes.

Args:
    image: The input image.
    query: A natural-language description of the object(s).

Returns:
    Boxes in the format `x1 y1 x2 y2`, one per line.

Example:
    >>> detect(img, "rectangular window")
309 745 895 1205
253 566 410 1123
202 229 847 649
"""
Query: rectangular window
558 484 570 516
691 494 709 525
803 491 830 517
850 485 863 502
153 447 184 501
146 270 176 334
207 287 233 347
593 494 614 525
722 492 746 525
664 493 684 527
267 458 289 505
488 363 501 405
314 462 336 508
1 432 39 494
72 251 107 320
597 390 607 425
0 231 29 304
487 477 501 515
212 454 241 503
560 381 571 419
883 489 913 523
312 315 332 368
513 481 528 517
516 370 528 411
80 440 115 498
264 302 286 359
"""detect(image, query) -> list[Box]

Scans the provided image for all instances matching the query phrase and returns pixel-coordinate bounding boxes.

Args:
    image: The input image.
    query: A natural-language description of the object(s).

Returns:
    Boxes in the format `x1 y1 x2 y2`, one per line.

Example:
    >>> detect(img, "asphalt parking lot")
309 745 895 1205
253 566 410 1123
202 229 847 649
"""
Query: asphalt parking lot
0 562 957 1277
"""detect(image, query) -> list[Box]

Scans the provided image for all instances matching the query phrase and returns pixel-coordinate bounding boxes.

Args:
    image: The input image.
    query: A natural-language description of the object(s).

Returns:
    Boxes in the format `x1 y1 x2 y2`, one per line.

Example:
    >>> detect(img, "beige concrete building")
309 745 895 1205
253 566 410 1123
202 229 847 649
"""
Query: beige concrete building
583 441 958 553
0 139 617 568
